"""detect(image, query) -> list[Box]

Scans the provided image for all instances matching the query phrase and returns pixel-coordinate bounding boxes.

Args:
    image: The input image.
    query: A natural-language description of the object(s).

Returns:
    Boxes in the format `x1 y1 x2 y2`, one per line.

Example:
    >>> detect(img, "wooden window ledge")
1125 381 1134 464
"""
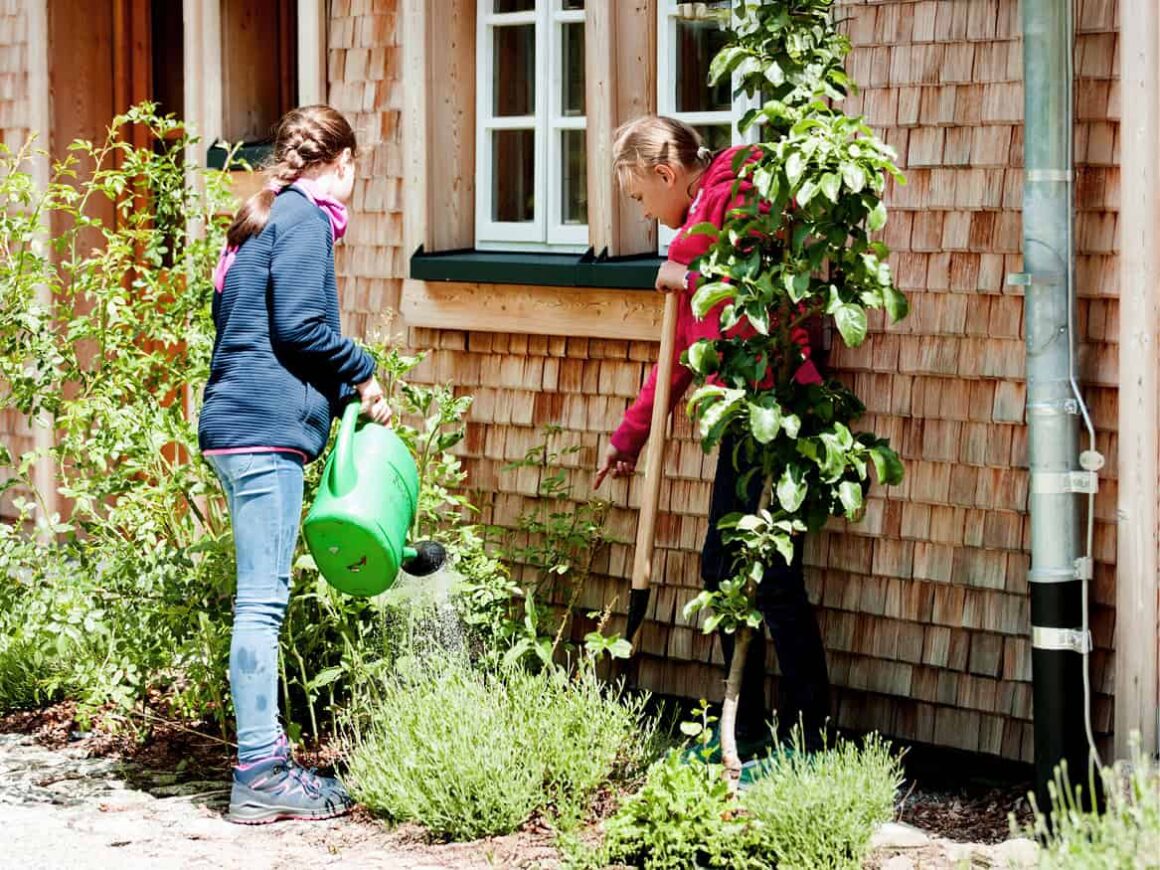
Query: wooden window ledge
409 246 664 291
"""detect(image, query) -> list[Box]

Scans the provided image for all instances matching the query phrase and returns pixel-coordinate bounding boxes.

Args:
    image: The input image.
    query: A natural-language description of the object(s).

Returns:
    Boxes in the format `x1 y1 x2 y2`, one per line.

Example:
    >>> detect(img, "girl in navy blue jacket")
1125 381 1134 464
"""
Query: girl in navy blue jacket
199 106 389 824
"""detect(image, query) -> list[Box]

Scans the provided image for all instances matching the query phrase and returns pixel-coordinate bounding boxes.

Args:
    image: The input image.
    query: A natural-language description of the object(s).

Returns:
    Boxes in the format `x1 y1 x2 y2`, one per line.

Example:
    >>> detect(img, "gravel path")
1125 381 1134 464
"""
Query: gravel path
0 734 556 869
1 732 1041 869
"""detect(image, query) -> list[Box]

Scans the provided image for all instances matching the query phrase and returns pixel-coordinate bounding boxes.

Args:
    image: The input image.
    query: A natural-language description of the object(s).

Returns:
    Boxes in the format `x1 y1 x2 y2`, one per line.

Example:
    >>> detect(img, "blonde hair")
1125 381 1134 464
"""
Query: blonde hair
612 115 714 190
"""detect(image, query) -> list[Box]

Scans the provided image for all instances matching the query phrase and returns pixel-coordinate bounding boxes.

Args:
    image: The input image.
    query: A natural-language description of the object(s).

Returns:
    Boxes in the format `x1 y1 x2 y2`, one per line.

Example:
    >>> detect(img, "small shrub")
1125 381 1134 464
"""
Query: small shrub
596 732 902 870
1026 744 1160 870
602 750 756 870
342 658 656 840
743 733 902 869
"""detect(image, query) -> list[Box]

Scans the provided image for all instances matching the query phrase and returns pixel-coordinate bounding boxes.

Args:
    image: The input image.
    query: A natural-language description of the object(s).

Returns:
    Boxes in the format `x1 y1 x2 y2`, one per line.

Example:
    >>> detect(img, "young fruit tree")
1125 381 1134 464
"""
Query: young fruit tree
681 0 908 781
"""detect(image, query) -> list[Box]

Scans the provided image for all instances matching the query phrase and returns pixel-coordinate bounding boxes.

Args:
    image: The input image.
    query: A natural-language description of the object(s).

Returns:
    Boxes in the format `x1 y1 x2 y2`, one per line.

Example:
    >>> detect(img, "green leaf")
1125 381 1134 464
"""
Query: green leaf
883 283 909 323
709 45 746 85
821 172 841 203
841 162 866 193
687 340 718 376
691 281 735 318
796 178 817 206
838 480 864 516
749 402 782 444
680 721 704 737
868 200 888 232
790 271 811 303
834 303 868 347
776 466 807 513
869 444 905 486
696 388 746 440
782 413 802 439
786 151 805 188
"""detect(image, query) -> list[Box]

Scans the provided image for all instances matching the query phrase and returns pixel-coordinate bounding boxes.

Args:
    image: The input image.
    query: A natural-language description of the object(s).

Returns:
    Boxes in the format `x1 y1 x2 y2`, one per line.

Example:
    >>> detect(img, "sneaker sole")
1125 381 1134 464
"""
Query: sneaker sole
226 803 353 825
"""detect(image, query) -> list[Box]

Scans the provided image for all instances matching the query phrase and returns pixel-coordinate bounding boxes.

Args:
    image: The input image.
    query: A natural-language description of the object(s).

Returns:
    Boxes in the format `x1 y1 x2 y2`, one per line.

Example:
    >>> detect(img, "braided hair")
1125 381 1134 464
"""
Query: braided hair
225 106 358 247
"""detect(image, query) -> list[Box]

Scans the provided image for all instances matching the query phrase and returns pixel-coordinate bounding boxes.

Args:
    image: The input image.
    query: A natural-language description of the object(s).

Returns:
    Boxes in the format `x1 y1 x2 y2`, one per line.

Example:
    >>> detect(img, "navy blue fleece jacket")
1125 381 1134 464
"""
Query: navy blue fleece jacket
198 187 376 461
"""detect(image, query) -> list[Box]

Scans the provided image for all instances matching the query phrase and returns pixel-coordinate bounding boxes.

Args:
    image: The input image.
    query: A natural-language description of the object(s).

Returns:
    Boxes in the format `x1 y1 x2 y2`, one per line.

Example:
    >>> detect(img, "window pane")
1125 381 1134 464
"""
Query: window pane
561 22 585 116
494 0 534 12
561 0 585 9
693 124 731 153
493 129 536 222
561 129 587 225
675 19 731 113
493 25 535 116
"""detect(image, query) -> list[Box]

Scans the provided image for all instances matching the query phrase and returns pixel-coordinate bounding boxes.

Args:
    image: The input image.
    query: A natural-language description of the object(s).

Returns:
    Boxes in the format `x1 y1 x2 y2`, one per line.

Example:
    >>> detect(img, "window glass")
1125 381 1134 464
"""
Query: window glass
561 129 587 225
675 18 731 113
492 130 536 223
493 25 535 116
561 21 585 116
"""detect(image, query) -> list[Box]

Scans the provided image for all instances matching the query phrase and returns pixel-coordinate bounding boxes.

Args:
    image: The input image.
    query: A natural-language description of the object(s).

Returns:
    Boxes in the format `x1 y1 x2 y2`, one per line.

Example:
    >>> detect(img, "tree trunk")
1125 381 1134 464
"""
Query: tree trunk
720 622 753 787
718 473 773 790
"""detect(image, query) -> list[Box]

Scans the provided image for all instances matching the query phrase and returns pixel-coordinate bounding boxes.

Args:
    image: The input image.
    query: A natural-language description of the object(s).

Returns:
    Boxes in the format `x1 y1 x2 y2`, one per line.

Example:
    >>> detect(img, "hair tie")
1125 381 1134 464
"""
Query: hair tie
697 146 712 162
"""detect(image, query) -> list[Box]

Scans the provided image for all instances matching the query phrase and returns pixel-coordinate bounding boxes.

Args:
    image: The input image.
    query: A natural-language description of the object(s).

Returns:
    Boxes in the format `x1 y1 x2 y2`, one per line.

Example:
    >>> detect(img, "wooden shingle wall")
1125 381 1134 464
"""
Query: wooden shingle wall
829 0 1119 759
341 0 1120 761
0 0 33 518
328 0 406 345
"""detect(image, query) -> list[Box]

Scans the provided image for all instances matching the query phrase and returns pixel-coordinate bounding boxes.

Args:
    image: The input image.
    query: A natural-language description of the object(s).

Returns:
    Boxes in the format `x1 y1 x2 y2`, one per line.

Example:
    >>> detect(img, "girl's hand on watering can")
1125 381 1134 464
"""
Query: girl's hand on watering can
594 443 635 489
355 376 393 426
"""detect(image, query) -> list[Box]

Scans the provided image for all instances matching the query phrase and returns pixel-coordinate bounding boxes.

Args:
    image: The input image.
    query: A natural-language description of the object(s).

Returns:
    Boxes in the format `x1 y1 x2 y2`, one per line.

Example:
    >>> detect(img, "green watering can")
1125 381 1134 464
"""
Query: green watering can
304 401 445 597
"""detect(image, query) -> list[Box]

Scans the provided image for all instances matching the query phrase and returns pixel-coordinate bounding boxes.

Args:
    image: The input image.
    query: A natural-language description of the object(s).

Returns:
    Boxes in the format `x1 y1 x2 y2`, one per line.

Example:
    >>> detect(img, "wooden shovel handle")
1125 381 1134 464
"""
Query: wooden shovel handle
631 290 681 592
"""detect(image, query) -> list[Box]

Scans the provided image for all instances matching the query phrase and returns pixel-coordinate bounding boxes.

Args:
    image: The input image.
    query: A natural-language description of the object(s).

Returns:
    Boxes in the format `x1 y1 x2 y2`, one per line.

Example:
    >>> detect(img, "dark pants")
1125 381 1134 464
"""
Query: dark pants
700 435 831 750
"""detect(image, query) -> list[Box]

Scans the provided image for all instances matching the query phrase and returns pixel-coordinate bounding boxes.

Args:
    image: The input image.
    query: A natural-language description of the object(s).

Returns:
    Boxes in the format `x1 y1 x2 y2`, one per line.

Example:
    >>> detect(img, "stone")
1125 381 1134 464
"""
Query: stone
872 821 935 849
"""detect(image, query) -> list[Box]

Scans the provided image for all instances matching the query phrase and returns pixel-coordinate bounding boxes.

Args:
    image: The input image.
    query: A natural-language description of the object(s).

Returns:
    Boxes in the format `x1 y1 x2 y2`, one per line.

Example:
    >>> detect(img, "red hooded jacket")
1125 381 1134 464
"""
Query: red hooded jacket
610 146 823 458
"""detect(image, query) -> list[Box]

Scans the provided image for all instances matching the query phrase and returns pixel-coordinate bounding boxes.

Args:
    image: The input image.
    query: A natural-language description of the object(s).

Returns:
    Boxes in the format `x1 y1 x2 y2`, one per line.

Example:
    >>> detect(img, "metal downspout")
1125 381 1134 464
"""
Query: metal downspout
1015 0 1101 804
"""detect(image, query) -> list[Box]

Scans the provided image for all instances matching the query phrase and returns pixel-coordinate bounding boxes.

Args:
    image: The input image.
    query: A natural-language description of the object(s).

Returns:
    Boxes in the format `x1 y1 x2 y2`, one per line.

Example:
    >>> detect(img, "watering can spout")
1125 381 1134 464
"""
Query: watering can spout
401 540 447 577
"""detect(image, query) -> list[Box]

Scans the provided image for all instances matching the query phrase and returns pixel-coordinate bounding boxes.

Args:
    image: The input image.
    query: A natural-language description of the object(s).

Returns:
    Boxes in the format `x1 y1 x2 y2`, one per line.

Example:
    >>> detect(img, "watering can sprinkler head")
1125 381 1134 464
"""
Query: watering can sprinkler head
401 540 447 577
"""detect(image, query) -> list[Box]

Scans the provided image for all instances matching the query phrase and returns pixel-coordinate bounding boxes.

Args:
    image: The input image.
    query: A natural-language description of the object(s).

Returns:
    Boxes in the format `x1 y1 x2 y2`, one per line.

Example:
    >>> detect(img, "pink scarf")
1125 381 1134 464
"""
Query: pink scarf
213 179 349 292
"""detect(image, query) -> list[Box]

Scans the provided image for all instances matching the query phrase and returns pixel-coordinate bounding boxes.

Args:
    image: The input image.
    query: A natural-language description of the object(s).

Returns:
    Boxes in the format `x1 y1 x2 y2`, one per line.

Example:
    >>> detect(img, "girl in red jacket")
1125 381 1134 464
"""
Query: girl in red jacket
595 116 831 753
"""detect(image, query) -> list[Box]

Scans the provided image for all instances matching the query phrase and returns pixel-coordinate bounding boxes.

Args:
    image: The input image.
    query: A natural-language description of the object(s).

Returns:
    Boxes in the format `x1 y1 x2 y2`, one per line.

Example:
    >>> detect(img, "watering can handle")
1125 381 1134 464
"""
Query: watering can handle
329 400 361 498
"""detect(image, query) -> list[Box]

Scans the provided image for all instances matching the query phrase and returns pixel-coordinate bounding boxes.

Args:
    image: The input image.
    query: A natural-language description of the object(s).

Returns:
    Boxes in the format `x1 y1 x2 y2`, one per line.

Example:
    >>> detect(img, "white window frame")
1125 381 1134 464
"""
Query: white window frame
475 1 589 252
656 0 758 251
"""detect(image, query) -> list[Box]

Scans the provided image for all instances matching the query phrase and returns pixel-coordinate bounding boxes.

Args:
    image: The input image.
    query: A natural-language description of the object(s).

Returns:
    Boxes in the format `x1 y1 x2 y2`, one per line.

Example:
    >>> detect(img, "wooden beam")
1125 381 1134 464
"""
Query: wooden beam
426 0 476 251
183 0 223 150
586 0 619 255
401 280 664 341
1116 0 1160 758
402 0 428 262
26 0 57 527
297 0 327 105
614 0 658 255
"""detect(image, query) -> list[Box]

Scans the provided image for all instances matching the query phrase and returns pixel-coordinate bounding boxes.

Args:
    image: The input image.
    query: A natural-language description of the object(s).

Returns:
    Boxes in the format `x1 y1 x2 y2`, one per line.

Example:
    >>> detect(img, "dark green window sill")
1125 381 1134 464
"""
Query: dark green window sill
206 141 275 172
409 246 663 291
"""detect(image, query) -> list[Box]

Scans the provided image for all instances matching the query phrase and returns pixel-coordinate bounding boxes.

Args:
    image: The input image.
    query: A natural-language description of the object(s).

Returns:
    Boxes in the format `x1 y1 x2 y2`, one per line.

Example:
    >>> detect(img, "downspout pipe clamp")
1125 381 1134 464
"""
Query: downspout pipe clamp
1032 626 1093 654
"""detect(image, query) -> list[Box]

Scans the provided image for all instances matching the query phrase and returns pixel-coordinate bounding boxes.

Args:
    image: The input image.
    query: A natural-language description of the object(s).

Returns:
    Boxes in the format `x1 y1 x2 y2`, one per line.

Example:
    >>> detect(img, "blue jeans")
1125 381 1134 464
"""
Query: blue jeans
207 451 304 764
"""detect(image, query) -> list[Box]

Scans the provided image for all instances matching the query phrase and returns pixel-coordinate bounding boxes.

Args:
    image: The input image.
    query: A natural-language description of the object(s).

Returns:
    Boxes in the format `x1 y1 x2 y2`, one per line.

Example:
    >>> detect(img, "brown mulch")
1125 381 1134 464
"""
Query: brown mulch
895 744 1035 844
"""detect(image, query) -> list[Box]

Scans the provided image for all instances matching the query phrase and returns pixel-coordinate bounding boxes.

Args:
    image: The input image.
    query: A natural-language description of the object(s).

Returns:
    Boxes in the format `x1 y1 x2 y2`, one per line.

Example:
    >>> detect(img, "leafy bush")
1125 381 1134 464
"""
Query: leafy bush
596 732 901 870
1026 745 1160 870
342 658 657 840
0 108 502 743
602 750 752 870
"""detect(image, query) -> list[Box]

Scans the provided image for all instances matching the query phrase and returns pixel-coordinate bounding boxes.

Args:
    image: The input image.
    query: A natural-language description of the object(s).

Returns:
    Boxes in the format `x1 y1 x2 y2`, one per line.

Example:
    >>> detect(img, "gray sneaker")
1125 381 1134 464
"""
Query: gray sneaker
227 753 353 825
